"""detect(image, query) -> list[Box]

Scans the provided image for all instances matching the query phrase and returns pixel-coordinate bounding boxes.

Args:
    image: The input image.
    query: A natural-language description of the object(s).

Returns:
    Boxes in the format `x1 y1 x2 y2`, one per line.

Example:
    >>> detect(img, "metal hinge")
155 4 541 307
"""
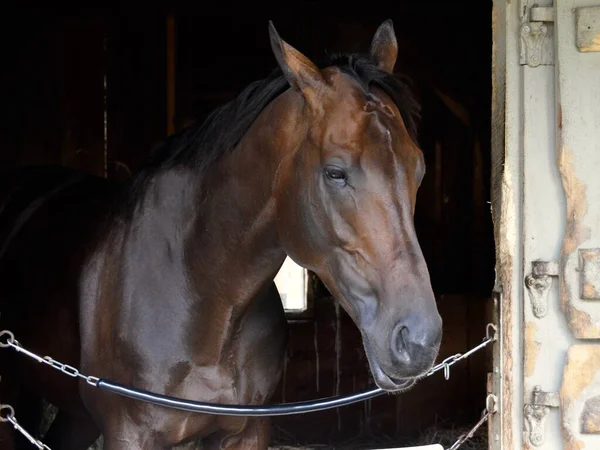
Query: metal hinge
520 5 555 67
524 385 560 446
525 260 559 318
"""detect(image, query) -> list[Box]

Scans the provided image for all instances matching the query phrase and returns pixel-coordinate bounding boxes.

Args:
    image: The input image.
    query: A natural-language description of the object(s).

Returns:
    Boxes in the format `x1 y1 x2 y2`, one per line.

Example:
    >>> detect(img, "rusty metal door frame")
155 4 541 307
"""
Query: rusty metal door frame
490 1 525 448
492 1 600 449
491 0 558 448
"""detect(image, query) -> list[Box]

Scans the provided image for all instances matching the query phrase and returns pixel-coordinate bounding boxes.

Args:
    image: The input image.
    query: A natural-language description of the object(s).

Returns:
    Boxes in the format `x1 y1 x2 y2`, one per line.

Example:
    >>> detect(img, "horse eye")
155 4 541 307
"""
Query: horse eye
324 166 347 182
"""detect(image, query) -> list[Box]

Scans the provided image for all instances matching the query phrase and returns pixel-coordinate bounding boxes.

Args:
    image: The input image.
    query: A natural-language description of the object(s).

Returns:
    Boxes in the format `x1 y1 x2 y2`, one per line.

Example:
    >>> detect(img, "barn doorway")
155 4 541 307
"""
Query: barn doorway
4 2 495 449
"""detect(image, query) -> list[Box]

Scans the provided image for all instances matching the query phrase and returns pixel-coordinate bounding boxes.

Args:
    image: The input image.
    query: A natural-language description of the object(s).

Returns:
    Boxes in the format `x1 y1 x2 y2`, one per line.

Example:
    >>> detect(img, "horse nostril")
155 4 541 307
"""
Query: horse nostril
398 326 408 350
391 323 411 363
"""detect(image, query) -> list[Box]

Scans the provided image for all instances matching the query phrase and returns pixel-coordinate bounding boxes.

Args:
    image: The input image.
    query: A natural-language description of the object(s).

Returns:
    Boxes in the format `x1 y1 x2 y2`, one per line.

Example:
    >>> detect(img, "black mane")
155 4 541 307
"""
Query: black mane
145 51 421 173
116 52 421 217
117 52 421 217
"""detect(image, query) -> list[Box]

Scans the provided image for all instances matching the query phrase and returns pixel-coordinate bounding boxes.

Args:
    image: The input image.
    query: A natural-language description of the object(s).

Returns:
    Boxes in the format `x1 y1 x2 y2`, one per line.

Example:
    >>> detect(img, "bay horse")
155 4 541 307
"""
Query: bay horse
0 19 442 449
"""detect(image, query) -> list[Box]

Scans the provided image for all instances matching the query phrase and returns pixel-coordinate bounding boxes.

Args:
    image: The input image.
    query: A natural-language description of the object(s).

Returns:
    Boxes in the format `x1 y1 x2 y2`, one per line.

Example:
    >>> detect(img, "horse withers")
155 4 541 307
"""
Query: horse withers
0 19 442 449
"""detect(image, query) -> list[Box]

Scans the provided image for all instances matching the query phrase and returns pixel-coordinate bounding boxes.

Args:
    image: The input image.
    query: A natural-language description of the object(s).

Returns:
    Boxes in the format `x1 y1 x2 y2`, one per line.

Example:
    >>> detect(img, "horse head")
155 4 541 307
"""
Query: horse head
270 20 443 391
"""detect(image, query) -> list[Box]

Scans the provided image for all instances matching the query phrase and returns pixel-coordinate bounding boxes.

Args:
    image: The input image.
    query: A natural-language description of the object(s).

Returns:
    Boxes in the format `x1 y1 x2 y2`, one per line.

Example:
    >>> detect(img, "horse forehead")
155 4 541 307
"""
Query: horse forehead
323 94 386 141
320 73 411 155
322 109 387 152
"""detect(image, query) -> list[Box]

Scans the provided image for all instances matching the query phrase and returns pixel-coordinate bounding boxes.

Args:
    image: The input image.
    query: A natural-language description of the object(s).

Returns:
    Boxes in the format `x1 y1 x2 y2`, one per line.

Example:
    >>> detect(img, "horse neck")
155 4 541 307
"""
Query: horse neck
186 91 306 293
120 90 305 360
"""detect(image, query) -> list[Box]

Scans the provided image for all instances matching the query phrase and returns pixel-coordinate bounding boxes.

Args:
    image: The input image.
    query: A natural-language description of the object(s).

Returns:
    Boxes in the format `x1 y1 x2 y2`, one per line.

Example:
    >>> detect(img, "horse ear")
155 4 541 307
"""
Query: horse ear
268 21 327 101
369 19 398 74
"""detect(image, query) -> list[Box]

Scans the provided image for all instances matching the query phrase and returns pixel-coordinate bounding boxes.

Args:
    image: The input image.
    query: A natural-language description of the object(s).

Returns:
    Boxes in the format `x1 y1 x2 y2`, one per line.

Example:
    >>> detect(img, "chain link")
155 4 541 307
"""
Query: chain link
425 323 497 380
0 403 51 449
0 330 15 348
2 324 497 389
0 404 15 422
0 330 98 387
441 324 498 449
1 324 498 450
447 408 492 450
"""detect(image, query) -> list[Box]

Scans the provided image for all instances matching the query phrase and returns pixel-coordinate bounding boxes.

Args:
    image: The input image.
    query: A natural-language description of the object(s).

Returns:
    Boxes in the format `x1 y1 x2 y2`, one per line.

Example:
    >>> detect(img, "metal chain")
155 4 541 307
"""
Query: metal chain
0 403 51 449
448 394 496 450
438 323 498 449
425 323 497 380
1 324 497 388
1 324 498 450
0 330 98 387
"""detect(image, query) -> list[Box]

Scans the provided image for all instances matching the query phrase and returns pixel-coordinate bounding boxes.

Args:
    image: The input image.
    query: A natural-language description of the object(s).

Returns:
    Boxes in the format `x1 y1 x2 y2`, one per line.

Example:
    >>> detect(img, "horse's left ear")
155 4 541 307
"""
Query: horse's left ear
370 19 398 74
268 21 327 106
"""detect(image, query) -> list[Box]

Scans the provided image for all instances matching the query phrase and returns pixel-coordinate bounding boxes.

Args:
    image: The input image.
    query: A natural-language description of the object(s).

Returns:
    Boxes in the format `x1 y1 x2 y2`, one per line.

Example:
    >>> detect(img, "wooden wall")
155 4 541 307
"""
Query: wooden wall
3 3 494 447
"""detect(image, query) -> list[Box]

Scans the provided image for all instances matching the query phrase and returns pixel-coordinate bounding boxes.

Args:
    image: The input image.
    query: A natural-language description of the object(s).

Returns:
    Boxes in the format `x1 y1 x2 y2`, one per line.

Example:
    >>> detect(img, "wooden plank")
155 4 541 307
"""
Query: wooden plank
490 0 523 448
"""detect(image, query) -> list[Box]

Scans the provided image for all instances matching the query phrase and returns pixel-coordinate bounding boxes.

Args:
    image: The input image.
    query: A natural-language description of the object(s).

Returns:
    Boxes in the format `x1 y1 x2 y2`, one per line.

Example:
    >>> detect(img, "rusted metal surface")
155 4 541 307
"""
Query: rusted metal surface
524 386 561 446
520 6 555 67
575 6 600 52
519 1 572 447
579 248 600 300
553 5 600 448
559 345 600 449
524 402 550 447
525 269 555 318
531 260 559 277
520 21 551 67
556 0 600 340
525 261 559 319
491 0 600 448
520 48 568 445
491 0 521 447
524 387 558 447
524 323 541 378
581 395 600 434
532 387 560 408
525 260 560 320
531 6 555 22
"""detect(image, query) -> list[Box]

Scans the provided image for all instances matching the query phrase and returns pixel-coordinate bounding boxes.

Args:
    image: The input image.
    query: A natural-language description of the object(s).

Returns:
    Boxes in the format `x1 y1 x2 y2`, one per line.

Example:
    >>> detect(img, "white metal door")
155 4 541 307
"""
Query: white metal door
492 1 600 449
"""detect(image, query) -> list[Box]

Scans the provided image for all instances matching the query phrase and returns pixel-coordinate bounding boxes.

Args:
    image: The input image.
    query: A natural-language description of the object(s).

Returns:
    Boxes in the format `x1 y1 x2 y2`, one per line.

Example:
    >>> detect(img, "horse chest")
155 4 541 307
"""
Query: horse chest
131 362 267 445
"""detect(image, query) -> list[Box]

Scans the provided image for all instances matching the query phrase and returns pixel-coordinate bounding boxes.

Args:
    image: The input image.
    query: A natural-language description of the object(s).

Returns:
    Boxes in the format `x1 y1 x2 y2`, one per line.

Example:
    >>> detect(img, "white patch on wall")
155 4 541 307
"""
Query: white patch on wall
274 256 308 312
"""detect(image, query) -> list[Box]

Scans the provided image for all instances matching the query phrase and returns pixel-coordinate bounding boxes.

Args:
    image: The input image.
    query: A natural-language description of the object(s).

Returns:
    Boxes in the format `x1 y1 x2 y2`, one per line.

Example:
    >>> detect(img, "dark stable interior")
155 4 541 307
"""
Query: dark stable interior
3 2 495 448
